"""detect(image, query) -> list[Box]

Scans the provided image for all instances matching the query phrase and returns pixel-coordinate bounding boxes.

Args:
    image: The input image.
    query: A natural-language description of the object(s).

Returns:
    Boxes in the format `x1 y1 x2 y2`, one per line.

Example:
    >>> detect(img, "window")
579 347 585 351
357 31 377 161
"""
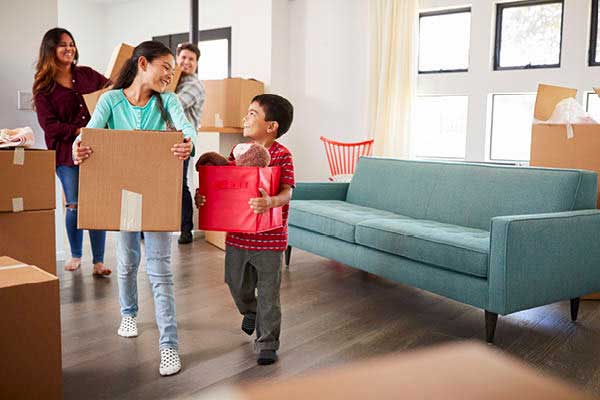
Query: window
586 91 600 120
418 8 471 73
153 27 232 79
413 96 468 159
590 0 600 66
489 94 536 161
494 0 563 70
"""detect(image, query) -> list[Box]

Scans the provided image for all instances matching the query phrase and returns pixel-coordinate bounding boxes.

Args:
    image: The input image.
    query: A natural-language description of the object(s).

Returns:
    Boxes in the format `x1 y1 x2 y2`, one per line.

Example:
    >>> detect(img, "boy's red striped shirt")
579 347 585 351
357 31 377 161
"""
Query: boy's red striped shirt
226 141 295 251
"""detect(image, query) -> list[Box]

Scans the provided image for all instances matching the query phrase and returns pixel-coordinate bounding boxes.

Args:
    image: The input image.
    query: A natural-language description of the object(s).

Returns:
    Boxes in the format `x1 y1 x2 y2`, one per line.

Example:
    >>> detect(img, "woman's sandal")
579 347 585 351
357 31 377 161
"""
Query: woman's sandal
64 258 81 272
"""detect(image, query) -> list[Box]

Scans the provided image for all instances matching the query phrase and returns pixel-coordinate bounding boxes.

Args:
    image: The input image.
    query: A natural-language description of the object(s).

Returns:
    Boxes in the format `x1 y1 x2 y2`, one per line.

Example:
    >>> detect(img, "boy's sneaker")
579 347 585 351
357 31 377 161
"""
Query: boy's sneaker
117 316 138 338
257 349 278 365
159 348 182 376
241 313 256 335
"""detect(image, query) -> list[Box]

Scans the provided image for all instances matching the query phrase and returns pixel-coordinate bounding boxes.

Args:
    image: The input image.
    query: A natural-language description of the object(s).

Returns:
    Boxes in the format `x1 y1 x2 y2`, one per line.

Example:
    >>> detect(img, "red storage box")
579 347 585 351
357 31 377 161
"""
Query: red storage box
198 166 283 233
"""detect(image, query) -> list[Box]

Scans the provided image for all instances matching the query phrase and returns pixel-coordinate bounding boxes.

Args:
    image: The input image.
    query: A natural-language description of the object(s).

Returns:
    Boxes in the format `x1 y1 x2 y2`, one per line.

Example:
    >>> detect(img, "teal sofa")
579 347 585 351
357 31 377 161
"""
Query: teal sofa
287 157 600 342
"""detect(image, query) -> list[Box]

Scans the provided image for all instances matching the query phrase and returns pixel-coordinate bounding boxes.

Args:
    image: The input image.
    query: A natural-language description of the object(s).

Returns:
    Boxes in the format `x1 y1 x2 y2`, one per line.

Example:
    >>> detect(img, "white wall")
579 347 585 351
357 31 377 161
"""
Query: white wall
418 0 600 162
58 0 110 72
0 0 67 261
281 0 370 181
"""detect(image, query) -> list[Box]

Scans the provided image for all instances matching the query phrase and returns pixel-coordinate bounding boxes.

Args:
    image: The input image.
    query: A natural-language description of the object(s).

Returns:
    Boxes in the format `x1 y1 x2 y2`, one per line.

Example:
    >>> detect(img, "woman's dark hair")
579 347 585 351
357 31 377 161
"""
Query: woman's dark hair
252 94 294 138
113 41 175 129
33 27 79 96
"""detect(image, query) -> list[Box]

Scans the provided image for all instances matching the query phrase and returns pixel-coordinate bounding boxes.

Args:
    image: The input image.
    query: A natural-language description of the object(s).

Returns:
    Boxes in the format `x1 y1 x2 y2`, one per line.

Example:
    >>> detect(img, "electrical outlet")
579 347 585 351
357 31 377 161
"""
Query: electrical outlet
17 91 33 110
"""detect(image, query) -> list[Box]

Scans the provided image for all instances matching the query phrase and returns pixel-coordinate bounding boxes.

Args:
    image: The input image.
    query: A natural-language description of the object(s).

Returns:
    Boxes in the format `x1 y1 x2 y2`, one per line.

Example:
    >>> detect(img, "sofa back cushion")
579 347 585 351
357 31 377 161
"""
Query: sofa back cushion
346 158 597 230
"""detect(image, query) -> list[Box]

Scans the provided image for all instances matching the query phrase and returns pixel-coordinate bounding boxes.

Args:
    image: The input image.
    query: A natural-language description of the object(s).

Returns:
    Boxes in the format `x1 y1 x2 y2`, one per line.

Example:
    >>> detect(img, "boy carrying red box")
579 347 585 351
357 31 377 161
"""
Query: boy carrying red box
195 94 295 365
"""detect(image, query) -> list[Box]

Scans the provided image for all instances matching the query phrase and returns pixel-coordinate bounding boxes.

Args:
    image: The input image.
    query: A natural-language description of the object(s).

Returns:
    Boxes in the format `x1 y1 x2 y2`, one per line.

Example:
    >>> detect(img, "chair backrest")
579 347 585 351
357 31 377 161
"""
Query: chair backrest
320 136 374 181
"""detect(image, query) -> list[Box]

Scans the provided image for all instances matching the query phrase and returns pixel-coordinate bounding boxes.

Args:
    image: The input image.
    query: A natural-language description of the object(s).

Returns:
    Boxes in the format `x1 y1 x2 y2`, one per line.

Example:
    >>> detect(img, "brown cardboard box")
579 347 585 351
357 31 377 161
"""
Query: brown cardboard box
201 78 265 128
83 87 111 115
106 43 134 83
205 230 226 250
78 128 183 231
0 210 56 275
0 258 61 400
0 149 55 212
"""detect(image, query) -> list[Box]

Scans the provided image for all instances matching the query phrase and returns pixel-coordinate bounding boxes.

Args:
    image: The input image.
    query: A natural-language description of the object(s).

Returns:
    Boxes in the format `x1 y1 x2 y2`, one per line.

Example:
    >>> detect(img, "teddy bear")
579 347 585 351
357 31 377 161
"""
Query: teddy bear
196 143 271 169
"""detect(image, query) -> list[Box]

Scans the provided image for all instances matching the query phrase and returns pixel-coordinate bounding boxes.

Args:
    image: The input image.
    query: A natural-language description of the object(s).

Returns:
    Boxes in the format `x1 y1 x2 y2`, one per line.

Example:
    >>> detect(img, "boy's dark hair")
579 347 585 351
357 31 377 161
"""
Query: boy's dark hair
252 94 294 138
176 42 201 60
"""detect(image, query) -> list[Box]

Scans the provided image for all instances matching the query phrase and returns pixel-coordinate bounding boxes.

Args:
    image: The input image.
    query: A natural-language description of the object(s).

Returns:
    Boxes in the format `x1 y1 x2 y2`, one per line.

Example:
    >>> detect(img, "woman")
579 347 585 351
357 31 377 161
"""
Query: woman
74 41 196 376
33 27 111 276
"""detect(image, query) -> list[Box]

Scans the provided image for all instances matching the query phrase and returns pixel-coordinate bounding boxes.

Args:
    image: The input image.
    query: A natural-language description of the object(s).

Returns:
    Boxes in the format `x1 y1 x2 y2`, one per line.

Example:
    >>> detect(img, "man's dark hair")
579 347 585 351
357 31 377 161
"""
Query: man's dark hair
176 42 201 60
252 94 294 138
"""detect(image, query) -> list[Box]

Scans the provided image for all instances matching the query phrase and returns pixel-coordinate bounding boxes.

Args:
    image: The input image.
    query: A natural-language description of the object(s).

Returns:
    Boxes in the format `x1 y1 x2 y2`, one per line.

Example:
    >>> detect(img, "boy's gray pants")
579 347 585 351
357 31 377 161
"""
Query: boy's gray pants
225 246 283 351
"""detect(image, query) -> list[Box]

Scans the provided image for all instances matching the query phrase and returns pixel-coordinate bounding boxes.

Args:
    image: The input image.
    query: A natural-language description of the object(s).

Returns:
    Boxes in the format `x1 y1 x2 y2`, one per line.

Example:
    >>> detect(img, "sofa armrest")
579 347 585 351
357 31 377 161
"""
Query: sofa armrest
291 182 349 201
488 210 600 315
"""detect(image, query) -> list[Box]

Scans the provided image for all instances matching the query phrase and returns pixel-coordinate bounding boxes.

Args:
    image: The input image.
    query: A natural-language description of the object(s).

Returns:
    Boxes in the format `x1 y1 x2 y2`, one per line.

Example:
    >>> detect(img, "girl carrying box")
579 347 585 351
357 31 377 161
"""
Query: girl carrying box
73 41 196 376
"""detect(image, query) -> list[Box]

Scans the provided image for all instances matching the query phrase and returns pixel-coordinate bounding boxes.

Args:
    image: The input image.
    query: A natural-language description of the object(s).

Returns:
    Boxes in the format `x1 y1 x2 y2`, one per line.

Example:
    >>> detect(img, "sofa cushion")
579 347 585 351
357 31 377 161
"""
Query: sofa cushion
355 218 490 278
289 200 406 243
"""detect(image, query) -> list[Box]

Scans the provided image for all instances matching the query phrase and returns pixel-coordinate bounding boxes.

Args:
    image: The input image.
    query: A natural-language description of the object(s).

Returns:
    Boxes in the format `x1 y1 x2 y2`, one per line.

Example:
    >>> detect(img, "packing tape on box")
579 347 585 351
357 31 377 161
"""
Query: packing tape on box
0 264 28 271
13 148 25 165
120 190 142 232
12 197 24 212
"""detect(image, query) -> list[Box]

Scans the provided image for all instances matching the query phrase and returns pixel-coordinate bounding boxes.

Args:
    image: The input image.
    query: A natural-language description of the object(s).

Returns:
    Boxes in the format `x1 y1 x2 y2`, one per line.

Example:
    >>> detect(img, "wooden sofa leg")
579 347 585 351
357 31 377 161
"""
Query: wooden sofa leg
485 311 498 344
570 298 580 321
285 246 292 268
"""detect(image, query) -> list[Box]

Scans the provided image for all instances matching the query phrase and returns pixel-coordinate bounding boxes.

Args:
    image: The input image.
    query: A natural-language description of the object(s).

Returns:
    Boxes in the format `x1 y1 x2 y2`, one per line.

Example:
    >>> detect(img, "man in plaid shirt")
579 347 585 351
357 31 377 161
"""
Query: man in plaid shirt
175 42 205 244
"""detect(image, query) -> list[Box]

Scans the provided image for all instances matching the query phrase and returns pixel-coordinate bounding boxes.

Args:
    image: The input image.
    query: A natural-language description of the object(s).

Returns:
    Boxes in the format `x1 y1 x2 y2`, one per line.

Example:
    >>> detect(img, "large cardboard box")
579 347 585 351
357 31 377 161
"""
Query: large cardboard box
0 149 55 212
201 78 265 128
0 257 61 400
0 210 56 275
78 128 183 231
529 84 600 208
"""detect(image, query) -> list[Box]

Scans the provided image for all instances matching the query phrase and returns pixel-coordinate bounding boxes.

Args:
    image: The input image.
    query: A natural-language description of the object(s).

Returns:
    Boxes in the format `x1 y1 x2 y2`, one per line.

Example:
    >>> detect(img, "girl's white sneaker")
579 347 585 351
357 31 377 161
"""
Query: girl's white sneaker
117 316 138 338
159 347 182 376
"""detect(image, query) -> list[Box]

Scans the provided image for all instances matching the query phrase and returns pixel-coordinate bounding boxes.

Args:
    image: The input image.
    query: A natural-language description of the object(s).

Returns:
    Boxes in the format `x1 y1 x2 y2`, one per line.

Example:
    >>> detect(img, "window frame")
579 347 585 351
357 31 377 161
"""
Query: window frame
418 7 472 74
590 0 600 66
153 27 232 78
493 0 564 71
488 92 537 162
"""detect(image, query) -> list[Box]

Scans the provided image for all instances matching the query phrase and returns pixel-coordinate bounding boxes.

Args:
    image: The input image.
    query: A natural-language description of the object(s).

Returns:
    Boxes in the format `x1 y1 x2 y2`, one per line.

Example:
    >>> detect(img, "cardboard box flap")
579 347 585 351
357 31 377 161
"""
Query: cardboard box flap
534 84 578 121
0 256 26 268
83 87 111 115
0 265 57 289
106 43 134 83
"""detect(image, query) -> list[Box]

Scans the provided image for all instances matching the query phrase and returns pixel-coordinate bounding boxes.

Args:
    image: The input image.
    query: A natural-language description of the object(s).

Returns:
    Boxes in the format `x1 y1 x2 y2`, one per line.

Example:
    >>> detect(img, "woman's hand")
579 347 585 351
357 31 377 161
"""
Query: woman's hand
73 138 92 165
172 137 193 160
194 189 206 208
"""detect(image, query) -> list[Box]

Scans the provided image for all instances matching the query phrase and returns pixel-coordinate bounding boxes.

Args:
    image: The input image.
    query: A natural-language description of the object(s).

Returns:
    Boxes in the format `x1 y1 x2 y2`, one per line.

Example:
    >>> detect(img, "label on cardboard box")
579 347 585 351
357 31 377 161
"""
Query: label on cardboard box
13 148 24 165
120 190 143 232
12 197 23 212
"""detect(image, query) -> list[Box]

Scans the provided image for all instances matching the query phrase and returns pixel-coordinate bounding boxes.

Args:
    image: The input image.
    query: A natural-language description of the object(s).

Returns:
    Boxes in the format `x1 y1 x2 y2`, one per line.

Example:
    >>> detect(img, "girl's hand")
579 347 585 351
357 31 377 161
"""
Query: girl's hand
249 188 272 214
172 137 193 160
73 138 92 165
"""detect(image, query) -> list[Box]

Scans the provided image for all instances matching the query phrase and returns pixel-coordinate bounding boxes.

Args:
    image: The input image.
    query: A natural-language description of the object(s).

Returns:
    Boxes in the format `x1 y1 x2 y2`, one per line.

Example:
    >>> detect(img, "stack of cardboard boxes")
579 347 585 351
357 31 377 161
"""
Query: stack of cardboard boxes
0 148 57 274
0 148 61 399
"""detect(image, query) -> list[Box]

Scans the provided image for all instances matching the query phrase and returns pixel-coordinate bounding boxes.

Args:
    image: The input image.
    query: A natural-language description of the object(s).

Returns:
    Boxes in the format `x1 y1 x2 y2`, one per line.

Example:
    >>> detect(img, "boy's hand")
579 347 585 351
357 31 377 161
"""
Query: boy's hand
194 189 206 208
249 188 272 214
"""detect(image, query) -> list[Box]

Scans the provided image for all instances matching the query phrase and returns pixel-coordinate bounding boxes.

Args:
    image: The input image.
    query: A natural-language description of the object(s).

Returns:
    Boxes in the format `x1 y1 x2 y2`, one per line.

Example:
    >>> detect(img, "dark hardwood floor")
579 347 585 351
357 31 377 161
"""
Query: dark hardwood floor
59 234 600 399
